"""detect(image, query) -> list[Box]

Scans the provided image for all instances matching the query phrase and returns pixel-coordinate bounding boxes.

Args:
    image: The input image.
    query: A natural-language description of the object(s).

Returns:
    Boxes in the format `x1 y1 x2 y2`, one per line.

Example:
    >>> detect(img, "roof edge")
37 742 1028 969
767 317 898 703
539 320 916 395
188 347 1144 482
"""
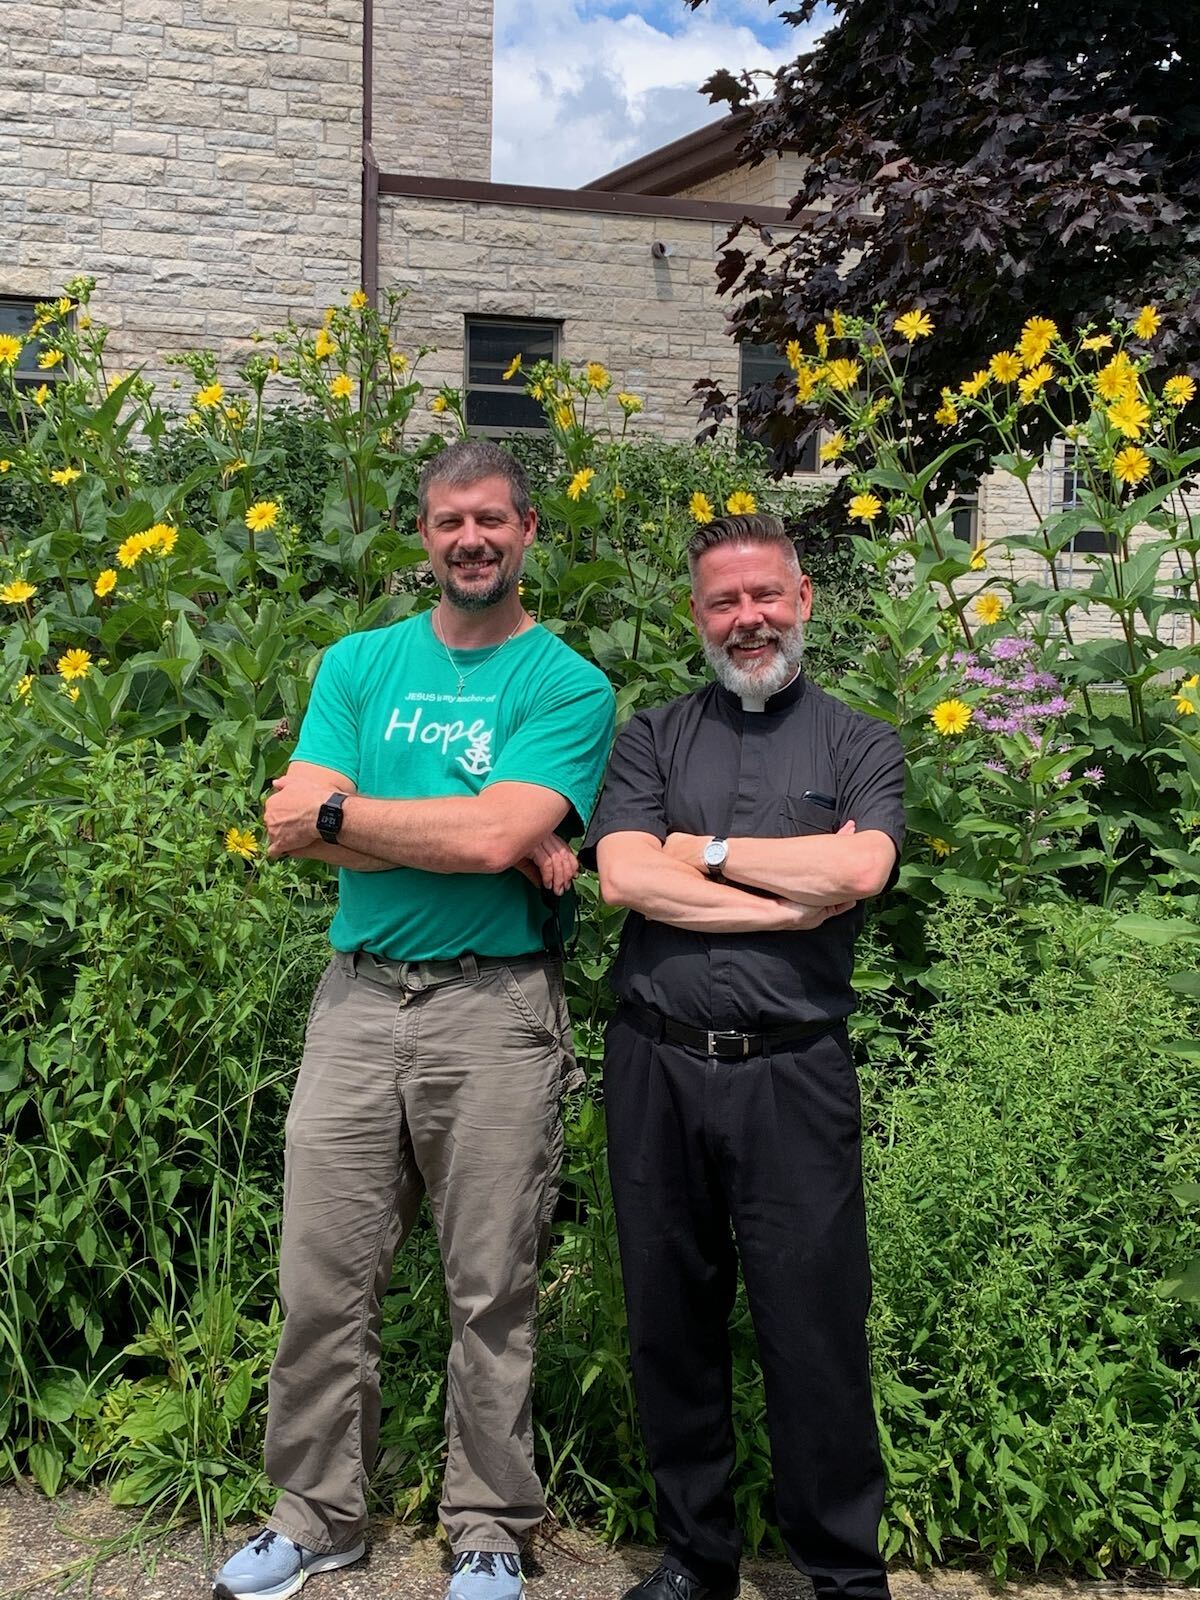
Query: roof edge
583 112 753 196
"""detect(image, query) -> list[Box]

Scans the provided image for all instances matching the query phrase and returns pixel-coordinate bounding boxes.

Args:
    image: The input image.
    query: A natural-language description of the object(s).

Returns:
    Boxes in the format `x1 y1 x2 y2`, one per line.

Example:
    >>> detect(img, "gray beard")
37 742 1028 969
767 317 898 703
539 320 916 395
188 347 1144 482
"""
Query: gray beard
441 564 519 613
703 620 805 700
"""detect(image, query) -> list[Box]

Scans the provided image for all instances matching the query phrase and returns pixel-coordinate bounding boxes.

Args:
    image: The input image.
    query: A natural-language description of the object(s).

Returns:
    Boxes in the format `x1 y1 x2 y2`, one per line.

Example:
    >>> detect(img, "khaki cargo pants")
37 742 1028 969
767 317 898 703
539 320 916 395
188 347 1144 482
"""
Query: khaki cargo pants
264 948 576 1556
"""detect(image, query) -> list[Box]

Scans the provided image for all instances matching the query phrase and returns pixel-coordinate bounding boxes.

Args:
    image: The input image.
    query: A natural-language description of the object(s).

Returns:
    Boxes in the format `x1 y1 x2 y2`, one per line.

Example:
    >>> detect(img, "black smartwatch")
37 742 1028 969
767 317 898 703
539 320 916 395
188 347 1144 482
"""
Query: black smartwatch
317 791 348 844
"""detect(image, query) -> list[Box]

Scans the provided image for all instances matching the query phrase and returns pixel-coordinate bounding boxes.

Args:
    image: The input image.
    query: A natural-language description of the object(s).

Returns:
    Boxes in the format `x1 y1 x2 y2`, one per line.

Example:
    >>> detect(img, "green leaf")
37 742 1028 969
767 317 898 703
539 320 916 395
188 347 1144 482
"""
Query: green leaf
27 1440 64 1497
1113 914 1200 945
223 1359 254 1422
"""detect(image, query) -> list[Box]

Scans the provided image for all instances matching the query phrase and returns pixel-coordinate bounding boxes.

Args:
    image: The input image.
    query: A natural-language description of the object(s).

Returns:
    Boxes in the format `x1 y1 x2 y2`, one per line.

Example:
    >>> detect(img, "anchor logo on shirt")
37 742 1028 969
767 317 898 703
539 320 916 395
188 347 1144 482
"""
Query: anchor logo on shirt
457 730 493 776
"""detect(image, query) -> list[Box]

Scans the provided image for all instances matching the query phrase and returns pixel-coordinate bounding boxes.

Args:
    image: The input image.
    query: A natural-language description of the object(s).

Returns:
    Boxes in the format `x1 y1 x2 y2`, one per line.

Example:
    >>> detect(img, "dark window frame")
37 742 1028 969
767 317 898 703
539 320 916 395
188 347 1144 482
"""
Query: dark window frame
463 315 560 437
0 294 68 390
1058 442 1116 556
738 342 820 473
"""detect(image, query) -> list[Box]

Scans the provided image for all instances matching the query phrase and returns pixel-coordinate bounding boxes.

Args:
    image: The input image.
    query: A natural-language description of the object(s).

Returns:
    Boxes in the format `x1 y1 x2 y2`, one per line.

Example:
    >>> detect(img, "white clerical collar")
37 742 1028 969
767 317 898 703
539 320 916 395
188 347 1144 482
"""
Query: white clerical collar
740 665 802 714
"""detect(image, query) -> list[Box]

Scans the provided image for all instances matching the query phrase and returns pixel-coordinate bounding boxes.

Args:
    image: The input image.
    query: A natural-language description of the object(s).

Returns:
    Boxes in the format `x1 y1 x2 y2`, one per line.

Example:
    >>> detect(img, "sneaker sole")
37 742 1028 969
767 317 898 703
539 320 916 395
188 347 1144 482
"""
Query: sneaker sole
213 1539 366 1600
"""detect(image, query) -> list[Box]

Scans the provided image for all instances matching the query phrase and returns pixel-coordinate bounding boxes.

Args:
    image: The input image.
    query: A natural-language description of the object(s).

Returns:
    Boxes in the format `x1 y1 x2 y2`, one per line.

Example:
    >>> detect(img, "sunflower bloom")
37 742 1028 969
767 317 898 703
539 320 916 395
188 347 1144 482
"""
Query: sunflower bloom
819 432 847 463
246 500 280 532
33 384 49 404
38 349 63 370
1174 694 1196 717
1017 363 1053 404
502 354 522 381
195 382 224 409
349 290 368 310
1112 447 1150 485
585 362 611 391
928 837 952 857
429 394 448 414
15 674 34 698
726 491 758 515
1107 395 1151 439
973 593 1005 625
329 372 354 400
117 532 150 568
1133 305 1160 339
830 310 846 338
894 309 934 342
314 329 336 360
1096 354 1137 403
94 568 118 597
555 403 574 429
566 467 595 501
960 370 990 399
814 323 829 358
989 351 1022 383
1018 318 1058 368
970 541 987 571
1080 333 1113 353
1164 375 1195 407
793 363 821 402
934 396 958 427
57 647 92 682
0 579 37 605
824 358 861 392
689 491 714 525
616 391 643 414
389 349 409 374
0 334 21 365
49 466 81 485
144 522 177 555
785 339 803 372
224 826 259 859
930 699 972 736
848 492 883 523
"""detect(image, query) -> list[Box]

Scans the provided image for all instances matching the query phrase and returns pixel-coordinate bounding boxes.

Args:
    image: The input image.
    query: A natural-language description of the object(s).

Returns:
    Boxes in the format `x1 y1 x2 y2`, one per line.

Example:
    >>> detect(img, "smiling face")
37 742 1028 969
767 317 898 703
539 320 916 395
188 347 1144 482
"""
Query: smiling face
418 473 538 612
690 539 813 697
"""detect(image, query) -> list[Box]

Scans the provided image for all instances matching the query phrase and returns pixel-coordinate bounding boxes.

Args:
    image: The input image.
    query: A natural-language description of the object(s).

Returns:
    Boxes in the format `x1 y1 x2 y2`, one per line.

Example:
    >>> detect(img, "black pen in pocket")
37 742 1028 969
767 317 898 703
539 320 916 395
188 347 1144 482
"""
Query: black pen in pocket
801 790 837 809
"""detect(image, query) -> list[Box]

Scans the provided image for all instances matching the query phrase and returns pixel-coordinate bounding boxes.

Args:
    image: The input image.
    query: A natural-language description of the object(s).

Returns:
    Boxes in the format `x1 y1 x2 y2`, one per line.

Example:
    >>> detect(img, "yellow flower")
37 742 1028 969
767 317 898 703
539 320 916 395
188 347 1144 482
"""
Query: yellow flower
848 492 883 523
56 297 73 316
1018 317 1058 368
33 384 49 405
725 490 758 515
1183 675 1199 690
793 362 821 402
567 467 595 501
934 397 958 426
49 466 82 486
429 394 448 414
15 674 33 698
1080 333 1113 353
329 372 354 400
117 533 150 567
1164 375 1195 407
555 403 574 429
831 310 846 338
224 826 259 860
1133 305 1160 339
960 370 990 399
64 686 81 703
586 362 611 391
1107 395 1151 439
195 381 224 409
970 542 987 571
973 593 1005 625
814 323 829 358
894 309 934 342
528 382 544 401
824 358 861 392
348 290 368 310
0 579 38 604
222 457 247 480
785 339 803 372
989 351 1022 383
930 698 972 736
144 522 177 555
245 500 280 532
38 349 63 370
0 459 10 472
94 568 117 597
1174 694 1196 717
78 314 91 330
56 647 92 682
616 391 643 414
389 349 409 374
323 306 336 326
1017 363 1053 404
0 334 22 365
1096 353 1137 402
1112 447 1150 485
928 837 953 857
819 432 847 462
690 491 714 524
502 354 522 381
612 483 626 501
314 329 336 360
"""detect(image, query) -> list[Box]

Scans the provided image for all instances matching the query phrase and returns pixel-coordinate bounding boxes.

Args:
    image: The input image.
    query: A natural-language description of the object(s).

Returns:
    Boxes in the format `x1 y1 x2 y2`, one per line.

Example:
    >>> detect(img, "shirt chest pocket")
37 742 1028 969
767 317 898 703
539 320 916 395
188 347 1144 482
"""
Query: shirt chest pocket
780 793 840 835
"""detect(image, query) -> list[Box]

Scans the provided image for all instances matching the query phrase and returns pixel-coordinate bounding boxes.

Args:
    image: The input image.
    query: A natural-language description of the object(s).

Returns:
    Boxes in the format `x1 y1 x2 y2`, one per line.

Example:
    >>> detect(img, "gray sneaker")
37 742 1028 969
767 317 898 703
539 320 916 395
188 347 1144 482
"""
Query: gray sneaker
212 1529 365 1600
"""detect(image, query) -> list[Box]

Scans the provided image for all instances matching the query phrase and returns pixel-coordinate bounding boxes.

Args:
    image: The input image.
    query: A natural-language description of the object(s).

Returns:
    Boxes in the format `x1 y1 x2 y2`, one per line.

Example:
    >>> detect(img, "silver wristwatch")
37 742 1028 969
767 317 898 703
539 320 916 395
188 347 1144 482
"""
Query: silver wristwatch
702 837 729 880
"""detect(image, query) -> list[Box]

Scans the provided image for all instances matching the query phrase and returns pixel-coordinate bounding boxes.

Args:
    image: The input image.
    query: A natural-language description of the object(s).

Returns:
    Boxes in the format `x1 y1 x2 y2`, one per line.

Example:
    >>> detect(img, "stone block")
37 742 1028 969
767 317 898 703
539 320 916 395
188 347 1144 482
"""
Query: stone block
112 128 177 156
84 53 147 81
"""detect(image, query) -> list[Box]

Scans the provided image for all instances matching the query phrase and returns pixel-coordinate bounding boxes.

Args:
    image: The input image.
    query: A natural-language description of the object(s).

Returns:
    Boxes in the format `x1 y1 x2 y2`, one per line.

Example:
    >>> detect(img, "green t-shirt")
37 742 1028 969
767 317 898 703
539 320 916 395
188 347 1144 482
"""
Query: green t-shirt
292 612 616 961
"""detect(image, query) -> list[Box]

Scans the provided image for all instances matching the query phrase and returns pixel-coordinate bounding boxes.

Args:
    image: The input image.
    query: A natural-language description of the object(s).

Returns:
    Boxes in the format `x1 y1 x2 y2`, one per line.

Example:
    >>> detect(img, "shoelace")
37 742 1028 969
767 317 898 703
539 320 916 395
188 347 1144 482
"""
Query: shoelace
453 1551 522 1578
250 1531 280 1555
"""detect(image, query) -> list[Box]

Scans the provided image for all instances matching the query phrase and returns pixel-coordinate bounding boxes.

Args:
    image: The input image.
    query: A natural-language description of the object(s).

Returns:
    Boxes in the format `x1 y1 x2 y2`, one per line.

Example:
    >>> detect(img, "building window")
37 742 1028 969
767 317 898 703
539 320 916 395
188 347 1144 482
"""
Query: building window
1059 443 1117 555
464 318 558 434
950 496 979 547
739 343 819 472
0 296 62 389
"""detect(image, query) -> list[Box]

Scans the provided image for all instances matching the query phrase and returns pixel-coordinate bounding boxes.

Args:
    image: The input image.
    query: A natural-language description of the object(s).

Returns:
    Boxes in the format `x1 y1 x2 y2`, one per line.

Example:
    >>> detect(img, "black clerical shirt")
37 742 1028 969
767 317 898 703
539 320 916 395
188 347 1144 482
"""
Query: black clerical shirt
581 670 905 1031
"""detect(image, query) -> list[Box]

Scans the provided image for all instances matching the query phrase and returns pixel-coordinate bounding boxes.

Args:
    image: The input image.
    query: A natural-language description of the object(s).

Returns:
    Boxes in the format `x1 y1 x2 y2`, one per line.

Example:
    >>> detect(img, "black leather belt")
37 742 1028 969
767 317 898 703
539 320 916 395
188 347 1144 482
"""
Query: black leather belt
622 999 836 1060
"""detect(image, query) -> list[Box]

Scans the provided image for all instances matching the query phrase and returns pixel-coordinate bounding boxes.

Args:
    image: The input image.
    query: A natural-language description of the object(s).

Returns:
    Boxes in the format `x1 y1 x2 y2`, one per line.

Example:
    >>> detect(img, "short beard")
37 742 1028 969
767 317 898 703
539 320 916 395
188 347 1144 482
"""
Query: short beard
703 621 805 700
441 565 519 613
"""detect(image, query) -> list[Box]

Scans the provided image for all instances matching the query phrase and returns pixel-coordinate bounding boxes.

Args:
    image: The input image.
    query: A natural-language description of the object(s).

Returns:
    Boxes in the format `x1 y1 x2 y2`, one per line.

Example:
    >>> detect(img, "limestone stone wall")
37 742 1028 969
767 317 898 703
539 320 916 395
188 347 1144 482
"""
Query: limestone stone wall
379 194 773 437
2 0 363 381
370 0 491 179
678 153 806 210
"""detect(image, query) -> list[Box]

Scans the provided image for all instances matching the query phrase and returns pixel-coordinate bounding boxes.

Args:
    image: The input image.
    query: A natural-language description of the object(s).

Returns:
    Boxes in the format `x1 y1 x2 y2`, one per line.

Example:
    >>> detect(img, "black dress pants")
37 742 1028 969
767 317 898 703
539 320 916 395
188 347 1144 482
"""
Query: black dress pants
603 1010 889 1600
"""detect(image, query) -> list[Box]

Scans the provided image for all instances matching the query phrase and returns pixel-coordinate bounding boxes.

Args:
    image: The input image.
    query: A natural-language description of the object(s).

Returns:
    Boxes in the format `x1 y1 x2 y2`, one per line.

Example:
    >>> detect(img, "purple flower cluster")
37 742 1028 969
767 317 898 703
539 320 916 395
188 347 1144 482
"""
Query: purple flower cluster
952 638 1075 739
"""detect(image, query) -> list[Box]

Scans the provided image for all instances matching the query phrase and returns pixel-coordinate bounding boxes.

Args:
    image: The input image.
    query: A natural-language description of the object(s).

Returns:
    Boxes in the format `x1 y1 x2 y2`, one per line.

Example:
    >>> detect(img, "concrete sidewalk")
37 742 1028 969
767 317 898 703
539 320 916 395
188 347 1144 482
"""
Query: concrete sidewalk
0 1488 1187 1600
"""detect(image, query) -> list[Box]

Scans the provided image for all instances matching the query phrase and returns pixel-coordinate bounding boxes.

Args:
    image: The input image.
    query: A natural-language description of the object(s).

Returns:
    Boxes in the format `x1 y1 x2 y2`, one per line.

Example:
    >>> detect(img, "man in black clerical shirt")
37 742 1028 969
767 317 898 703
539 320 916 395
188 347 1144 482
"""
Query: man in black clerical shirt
582 513 905 1600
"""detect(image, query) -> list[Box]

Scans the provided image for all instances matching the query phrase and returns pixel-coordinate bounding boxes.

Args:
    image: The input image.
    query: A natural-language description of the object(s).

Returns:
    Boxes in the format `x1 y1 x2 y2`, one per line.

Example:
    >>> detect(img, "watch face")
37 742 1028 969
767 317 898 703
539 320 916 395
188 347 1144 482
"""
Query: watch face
703 839 728 869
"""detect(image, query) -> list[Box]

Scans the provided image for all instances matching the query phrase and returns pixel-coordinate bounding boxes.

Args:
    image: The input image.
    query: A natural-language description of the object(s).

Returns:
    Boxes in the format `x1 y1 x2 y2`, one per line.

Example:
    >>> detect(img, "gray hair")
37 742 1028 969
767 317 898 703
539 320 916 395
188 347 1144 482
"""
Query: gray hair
417 439 532 523
686 512 802 580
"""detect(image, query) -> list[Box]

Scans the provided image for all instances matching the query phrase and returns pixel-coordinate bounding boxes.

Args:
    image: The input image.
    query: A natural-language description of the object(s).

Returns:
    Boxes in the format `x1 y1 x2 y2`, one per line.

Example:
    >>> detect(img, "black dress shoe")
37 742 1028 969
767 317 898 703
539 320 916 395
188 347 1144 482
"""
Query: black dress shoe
623 1564 740 1600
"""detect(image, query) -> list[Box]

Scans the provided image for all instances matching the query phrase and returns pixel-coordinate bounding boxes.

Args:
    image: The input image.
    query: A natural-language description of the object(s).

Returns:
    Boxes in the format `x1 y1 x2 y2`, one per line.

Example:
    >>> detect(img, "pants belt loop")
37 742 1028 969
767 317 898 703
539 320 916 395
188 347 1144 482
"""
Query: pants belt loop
458 953 479 982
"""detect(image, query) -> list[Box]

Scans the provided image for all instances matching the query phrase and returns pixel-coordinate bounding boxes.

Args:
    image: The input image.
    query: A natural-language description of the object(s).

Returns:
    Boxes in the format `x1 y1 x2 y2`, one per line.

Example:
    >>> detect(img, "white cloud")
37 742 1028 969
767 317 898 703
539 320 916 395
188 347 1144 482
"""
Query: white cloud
491 3 806 188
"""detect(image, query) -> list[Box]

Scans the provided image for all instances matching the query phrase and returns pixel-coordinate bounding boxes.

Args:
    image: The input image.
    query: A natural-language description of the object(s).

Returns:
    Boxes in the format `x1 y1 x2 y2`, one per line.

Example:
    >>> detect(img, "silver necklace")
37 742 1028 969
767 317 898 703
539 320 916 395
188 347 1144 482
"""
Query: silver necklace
432 609 527 697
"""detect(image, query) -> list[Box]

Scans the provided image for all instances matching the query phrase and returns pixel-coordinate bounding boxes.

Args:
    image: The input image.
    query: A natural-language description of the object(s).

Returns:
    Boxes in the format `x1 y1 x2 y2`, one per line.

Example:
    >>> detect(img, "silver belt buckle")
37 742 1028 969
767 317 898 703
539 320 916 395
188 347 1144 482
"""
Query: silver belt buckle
707 1030 750 1059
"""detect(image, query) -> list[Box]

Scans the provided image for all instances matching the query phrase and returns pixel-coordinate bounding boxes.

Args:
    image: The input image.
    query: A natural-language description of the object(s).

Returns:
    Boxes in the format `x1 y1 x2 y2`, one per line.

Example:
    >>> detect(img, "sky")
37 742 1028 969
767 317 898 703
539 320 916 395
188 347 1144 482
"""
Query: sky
491 0 828 189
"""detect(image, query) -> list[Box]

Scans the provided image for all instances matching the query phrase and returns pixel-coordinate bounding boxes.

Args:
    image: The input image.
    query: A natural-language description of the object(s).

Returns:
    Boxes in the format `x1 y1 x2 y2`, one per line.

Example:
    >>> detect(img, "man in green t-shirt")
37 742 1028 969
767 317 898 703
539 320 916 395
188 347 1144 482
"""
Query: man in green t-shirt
213 441 615 1600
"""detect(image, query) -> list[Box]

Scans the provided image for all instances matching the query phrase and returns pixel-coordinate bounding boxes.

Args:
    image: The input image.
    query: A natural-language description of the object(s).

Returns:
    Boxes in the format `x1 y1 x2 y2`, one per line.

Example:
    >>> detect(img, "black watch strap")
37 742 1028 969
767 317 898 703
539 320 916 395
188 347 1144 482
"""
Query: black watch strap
317 791 348 844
